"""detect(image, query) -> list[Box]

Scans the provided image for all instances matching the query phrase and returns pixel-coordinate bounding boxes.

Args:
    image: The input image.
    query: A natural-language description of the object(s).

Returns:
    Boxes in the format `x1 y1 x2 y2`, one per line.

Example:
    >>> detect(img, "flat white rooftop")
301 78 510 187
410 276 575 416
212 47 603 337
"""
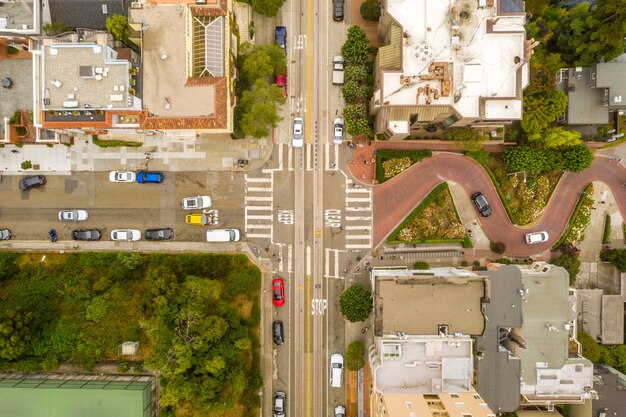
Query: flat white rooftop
382 0 525 119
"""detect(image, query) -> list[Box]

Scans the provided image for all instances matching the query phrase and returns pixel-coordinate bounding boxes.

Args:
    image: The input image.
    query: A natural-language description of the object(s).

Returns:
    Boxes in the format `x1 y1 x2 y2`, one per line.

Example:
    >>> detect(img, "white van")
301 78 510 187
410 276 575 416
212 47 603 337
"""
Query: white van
330 353 344 388
206 229 241 242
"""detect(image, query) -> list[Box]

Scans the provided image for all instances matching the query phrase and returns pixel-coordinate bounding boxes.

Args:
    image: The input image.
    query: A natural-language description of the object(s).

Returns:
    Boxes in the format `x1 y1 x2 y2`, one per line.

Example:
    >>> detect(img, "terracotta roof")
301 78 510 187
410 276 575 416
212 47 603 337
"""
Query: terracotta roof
41 110 146 130
190 4 227 16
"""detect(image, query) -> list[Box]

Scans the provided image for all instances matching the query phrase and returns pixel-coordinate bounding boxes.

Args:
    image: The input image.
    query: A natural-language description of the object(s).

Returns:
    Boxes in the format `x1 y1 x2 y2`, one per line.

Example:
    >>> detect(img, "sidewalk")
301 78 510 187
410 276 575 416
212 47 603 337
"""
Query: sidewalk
0 132 273 174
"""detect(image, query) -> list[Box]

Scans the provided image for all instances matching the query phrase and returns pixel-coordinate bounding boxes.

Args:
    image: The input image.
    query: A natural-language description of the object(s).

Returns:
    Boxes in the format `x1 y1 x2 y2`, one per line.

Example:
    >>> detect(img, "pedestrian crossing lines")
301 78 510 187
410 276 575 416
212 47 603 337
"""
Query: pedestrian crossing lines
244 172 274 240
344 179 372 250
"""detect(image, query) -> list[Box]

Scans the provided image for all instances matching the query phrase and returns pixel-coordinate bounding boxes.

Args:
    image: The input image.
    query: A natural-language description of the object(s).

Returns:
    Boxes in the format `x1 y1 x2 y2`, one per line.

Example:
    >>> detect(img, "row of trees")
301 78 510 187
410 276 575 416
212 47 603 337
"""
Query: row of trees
502 144 594 175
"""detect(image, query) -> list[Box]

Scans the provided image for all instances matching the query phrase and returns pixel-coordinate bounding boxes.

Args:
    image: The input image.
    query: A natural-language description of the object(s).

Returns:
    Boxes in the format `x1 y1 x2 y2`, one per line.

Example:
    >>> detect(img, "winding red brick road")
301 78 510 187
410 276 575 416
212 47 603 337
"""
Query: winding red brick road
372 153 626 256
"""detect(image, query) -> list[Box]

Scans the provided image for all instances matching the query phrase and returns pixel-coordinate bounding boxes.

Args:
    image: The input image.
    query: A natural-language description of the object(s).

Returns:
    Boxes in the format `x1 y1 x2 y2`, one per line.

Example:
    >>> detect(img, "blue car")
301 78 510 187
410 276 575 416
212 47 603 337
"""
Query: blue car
275 26 287 52
136 171 164 183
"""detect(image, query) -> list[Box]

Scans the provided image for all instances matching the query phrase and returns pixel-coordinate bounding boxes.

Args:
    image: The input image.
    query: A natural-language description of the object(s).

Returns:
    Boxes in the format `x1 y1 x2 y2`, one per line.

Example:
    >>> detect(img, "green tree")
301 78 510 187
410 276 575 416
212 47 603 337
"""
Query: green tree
239 79 283 138
250 0 284 16
343 104 373 137
561 145 594 173
342 80 368 104
551 253 581 285
521 89 568 140
503 146 548 175
360 0 381 21
600 344 626 374
0 252 18 280
106 14 130 43
413 261 429 269
533 127 582 149
339 284 373 322
577 331 602 363
0 309 39 361
43 21 73 36
241 44 286 84
345 340 365 370
341 26 369 66
117 252 142 270
345 64 368 83
600 248 626 272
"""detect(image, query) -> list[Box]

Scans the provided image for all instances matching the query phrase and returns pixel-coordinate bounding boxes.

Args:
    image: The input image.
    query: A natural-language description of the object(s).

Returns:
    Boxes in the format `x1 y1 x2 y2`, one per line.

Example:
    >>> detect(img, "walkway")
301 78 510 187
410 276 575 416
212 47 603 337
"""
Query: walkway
370 153 626 256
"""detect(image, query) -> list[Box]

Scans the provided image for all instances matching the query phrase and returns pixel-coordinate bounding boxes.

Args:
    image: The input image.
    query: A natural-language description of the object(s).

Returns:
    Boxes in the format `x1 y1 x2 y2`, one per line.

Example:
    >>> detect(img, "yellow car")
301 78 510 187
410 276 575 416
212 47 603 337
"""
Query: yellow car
186 213 210 225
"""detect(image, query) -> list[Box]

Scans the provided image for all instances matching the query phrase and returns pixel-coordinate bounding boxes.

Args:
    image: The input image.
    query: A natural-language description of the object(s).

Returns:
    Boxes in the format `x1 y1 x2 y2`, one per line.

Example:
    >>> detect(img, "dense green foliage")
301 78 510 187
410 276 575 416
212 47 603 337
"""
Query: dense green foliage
374 149 432 183
503 145 593 175
600 249 626 272
602 215 612 244
490 242 506 254
551 253 581 285
442 129 483 151
106 14 130 43
249 0 285 17
341 26 369 66
360 0 381 21
343 104 373 137
413 261 429 270
43 21 73 36
339 285 373 322
0 252 262 417
577 331 602 363
552 184 594 250
345 341 365 371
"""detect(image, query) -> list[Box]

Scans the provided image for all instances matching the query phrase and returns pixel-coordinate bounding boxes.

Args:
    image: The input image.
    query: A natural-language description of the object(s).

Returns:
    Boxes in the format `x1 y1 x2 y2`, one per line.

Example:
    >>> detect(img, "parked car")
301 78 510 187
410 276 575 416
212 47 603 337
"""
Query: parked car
293 117 304 148
206 228 240 242
182 195 212 210
275 74 287 98
144 228 173 240
136 171 164 184
333 117 344 145
332 0 344 21
111 229 141 241
186 213 218 226
109 171 136 183
330 353 344 387
275 26 287 52
471 192 492 217
272 320 284 345
58 209 89 222
273 392 286 417
334 405 346 417
19 175 46 191
525 231 549 244
71 229 101 241
0 229 11 240
273 277 285 307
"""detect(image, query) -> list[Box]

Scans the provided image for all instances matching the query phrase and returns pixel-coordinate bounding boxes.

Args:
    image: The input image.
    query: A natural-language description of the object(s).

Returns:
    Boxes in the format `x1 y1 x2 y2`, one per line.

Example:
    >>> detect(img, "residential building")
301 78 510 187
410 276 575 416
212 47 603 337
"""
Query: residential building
0 0 40 36
371 0 529 140
48 0 126 31
577 287 624 345
129 0 234 133
556 53 626 125
476 263 596 413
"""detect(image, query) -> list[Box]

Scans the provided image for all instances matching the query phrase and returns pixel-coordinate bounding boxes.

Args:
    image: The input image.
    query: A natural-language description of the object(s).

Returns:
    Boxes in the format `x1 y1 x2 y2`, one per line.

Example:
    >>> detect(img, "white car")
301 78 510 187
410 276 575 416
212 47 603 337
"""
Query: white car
330 353 344 388
292 117 304 148
111 229 141 241
182 195 212 210
333 117 344 145
109 171 136 183
525 231 549 244
58 209 88 222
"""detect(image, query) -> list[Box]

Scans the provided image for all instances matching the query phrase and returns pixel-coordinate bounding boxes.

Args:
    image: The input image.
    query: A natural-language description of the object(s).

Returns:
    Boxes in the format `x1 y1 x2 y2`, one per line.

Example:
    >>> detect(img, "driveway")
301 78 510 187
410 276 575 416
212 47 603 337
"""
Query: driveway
372 153 626 256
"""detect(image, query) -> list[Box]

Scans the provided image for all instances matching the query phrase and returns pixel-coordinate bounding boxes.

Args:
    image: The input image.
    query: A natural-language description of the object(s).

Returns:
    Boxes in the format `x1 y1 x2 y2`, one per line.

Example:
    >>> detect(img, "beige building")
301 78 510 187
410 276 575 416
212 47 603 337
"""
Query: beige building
371 0 530 139
372 391 495 417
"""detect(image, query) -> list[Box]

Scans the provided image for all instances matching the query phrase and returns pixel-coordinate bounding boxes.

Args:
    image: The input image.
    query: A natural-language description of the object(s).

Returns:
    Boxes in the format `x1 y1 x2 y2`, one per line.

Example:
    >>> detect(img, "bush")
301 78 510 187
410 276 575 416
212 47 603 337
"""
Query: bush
413 261 429 270
375 149 432 183
490 242 506 254
339 285 373 322
577 331 601 363
345 341 365 370
20 160 32 170
360 0 381 21
602 215 611 244
600 249 626 272
341 26 369 66
496 258 511 264
551 253 581 285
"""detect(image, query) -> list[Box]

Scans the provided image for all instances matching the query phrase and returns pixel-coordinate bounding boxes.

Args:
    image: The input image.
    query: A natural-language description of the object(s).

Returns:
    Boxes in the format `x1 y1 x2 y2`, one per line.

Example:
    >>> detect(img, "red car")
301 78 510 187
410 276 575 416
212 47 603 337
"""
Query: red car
275 74 287 98
273 278 285 307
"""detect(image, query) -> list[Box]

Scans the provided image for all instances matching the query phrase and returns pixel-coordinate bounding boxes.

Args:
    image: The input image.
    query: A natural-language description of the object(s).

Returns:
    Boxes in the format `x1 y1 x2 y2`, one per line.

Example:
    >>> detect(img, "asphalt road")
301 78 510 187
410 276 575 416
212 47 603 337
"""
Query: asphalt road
0 171 245 241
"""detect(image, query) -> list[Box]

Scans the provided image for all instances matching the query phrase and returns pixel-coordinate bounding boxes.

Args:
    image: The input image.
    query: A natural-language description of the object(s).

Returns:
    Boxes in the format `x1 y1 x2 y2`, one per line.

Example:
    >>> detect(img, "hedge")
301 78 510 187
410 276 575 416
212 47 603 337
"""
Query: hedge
375 149 432 183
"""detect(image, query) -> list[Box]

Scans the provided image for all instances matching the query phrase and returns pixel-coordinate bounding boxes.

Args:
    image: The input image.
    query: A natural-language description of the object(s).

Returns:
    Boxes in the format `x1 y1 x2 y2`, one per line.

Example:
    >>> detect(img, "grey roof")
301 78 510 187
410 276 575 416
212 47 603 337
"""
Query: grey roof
476 265 523 413
601 296 624 344
592 365 626 417
49 0 126 30
596 61 626 107
563 67 609 125
499 0 525 14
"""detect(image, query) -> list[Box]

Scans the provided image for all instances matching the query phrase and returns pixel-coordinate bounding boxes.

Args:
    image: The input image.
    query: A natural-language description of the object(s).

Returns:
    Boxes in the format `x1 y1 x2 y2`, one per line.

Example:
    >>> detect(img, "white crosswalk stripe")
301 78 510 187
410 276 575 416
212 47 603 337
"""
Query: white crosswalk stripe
324 248 345 279
344 178 372 250
245 173 274 240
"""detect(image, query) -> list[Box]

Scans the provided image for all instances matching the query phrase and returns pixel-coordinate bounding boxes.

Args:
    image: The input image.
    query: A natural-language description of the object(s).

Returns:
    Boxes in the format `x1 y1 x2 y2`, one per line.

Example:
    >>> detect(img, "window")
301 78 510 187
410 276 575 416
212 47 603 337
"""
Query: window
480 403 490 409
461 414 472 417
405 402 413 410
409 413 417 417
450 393 459 399
455 402 465 409
473 394 481 400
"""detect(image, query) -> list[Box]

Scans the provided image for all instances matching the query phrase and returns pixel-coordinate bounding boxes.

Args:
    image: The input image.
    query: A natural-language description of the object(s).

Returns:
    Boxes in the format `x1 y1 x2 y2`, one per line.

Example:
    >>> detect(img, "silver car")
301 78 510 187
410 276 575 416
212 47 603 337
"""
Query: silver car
333 117 344 144
181 195 212 210
111 229 141 241
525 231 549 244
292 117 304 148
0 229 11 240
58 209 89 222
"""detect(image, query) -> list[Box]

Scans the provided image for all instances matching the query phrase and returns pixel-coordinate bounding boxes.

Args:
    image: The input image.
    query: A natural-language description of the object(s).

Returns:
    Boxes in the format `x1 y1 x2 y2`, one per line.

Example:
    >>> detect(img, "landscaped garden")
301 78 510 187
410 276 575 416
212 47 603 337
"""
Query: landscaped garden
387 183 470 247
0 251 262 417
375 149 432 183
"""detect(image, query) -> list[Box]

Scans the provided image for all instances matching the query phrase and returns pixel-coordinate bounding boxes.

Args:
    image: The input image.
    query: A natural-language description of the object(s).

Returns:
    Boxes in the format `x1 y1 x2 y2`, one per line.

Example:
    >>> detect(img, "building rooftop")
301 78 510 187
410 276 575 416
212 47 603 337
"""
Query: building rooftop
591 365 626 417
381 0 525 119
372 335 473 394
0 0 39 35
381 392 494 417
559 67 608 125
41 40 134 111
372 268 485 336
0 41 33 141
48 0 125 30
596 59 626 107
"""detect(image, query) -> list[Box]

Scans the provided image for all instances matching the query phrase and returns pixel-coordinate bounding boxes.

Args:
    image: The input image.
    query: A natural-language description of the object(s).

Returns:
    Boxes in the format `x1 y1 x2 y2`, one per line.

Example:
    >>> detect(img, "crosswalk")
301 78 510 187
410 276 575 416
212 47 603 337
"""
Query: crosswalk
244 172 274 239
344 178 372 250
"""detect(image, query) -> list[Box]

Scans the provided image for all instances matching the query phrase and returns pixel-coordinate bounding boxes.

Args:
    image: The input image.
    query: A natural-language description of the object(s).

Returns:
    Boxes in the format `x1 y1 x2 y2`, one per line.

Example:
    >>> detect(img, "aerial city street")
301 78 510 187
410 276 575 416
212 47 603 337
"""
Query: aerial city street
0 0 625 416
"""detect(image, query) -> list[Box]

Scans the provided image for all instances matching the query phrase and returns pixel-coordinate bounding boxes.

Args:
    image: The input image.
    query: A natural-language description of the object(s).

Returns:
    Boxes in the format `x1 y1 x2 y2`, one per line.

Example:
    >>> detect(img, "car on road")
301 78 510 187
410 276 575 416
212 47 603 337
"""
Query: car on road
272 320 284 345
19 175 46 191
111 229 141 241
275 26 287 52
293 117 304 148
273 391 286 417
525 231 549 245
275 74 287 98
206 228 240 242
471 192 492 217
332 0 344 21
144 228 173 240
0 229 11 240
58 209 89 222
334 405 346 417
330 353 344 388
109 171 136 183
272 277 285 307
136 171 164 184
71 229 101 241
182 195 212 210
333 117 344 144
185 213 216 226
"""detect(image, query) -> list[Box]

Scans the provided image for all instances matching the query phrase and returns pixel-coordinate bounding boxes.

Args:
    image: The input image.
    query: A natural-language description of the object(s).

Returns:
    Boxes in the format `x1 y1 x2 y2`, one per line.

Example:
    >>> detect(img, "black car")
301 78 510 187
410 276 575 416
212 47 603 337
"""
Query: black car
19 175 46 191
272 320 284 346
144 228 174 241
71 229 101 241
471 192 492 217
332 0 344 21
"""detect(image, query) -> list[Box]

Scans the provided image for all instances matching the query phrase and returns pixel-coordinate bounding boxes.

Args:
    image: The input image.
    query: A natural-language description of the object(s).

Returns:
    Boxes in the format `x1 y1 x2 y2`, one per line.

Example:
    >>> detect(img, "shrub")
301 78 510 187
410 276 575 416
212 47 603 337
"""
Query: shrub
577 331 601 363
496 258 511 264
551 253 581 285
600 249 626 272
413 261 429 270
345 341 365 370
602 215 611 244
339 285 373 322
360 0 381 21
20 160 32 170
341 26 369 66
490 242 506 254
